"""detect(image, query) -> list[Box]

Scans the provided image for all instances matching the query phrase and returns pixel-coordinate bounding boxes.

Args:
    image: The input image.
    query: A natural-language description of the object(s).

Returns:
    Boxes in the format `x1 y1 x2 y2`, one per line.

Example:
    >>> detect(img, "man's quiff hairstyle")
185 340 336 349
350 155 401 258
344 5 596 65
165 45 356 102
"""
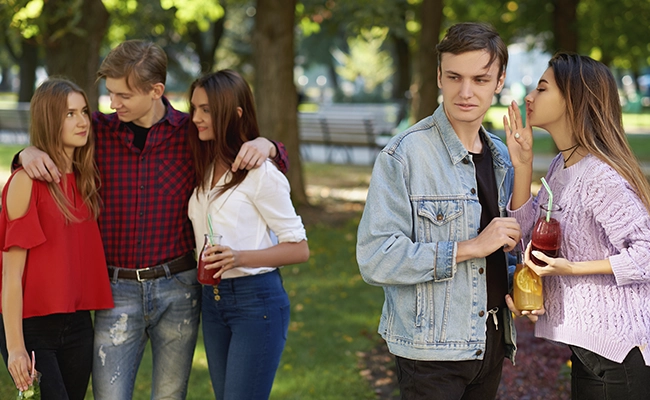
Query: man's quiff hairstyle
97 39 167 93
436 22 508 77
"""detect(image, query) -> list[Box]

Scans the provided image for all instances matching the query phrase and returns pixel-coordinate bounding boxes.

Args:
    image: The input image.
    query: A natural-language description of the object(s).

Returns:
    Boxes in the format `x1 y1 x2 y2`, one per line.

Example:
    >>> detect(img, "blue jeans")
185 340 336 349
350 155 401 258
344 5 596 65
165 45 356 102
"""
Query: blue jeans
92 268 202 400
0 311 93 400
570 345 650 400
202 269 290 400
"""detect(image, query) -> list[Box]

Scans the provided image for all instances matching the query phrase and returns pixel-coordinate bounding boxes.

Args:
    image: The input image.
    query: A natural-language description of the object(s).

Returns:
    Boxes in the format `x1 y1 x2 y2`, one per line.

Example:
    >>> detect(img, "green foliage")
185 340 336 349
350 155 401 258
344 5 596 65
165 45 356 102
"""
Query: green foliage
160 0 224 32
333 27 394 93
5 0 41 39
577 0 650 68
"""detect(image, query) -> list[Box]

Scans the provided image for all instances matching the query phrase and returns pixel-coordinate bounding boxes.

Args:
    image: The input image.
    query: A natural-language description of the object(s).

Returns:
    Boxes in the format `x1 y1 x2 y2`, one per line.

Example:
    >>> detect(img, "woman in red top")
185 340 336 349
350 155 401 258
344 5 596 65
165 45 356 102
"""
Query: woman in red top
0 78 113 398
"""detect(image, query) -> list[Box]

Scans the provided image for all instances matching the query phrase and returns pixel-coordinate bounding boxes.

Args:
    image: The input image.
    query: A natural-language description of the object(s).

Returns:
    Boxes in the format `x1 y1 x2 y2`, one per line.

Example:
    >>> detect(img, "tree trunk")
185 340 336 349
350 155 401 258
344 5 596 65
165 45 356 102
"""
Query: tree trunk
552 0 579 52
390 32 411 126
42 0 109 111
413 0 443 122
18 39 38 103
0 66 11 92
253 0 308 205
188 1 226 74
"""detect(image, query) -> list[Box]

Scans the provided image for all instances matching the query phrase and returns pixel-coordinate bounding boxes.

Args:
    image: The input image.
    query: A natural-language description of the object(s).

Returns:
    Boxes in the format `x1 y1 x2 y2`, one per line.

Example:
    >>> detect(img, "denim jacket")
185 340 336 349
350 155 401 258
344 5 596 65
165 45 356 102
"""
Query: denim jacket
357 105 516 363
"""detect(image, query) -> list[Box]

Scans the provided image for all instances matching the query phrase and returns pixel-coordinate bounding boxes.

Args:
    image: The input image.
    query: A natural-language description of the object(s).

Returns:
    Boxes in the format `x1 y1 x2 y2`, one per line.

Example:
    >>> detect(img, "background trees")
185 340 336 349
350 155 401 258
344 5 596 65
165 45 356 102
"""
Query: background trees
1 0 649 203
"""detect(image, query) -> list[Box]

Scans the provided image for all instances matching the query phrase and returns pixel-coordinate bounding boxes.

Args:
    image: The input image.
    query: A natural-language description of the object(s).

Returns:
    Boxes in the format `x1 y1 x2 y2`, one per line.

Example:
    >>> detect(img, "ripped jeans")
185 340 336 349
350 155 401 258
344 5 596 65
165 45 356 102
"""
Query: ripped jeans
92 267 202 400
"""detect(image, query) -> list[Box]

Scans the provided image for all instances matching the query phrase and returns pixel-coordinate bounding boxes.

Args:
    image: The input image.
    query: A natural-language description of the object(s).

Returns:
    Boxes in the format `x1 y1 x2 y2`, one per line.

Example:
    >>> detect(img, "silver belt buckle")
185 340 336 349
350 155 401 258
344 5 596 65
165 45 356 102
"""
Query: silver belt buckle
135 267 152 282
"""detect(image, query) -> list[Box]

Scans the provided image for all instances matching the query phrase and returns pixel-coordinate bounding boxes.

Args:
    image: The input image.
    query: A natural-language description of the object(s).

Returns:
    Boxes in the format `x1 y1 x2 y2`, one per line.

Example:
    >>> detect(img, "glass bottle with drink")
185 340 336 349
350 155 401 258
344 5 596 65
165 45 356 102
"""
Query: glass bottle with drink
513 241 543 310
17 351 40 400
198 233 222 286
530 203 562 266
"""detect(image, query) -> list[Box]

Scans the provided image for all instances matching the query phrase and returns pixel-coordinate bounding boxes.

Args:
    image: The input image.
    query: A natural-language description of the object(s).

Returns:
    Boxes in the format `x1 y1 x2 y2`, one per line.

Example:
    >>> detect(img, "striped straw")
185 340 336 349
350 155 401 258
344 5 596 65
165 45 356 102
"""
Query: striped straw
540 177 553 222
207 215 215 245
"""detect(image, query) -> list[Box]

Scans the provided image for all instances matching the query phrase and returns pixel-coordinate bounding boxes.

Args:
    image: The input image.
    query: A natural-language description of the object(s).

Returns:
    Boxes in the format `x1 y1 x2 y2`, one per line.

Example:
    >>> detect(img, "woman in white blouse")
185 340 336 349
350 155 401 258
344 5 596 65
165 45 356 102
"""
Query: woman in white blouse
187 69 309 400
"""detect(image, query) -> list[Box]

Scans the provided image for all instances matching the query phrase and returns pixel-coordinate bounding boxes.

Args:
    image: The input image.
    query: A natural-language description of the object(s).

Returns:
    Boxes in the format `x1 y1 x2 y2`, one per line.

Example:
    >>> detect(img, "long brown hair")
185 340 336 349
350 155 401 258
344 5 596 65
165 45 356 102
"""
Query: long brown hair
29 78 101 222
549 52 650 212
188 70 261 196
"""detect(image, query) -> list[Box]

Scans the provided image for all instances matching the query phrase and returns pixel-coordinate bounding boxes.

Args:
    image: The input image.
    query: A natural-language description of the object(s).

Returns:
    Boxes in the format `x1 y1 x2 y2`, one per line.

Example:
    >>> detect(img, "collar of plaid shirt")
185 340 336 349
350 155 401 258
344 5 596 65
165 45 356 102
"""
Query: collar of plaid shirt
92 97 195 269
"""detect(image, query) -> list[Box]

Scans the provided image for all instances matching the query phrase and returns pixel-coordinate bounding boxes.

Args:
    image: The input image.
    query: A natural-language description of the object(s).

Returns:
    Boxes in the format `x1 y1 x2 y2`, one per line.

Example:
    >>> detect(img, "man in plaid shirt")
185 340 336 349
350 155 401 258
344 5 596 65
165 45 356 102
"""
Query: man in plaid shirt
18 40 289 399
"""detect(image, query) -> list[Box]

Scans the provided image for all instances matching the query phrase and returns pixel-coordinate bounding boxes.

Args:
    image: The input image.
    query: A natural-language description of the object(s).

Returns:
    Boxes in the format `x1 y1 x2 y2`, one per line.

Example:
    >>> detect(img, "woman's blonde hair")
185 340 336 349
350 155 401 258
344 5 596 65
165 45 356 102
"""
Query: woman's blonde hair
550 52 650 213
29 78 101 222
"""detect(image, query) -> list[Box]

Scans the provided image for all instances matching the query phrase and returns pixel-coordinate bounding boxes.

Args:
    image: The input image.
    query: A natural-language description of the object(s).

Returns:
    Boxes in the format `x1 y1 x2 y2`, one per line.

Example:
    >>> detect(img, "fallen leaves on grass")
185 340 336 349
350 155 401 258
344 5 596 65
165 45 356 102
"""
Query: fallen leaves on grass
357 318 572 400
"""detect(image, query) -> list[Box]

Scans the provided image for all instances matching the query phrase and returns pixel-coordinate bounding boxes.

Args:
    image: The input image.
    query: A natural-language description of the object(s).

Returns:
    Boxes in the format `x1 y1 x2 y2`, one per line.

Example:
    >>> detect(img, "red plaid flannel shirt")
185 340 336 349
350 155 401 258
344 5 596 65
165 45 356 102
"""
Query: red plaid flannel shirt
93 98 288 269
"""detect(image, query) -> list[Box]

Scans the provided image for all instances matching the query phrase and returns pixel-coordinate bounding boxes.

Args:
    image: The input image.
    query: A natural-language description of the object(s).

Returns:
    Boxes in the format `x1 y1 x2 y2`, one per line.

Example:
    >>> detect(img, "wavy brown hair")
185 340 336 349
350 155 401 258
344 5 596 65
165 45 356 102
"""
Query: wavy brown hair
29 78 101 222
549 52 650 212
188 70 261 196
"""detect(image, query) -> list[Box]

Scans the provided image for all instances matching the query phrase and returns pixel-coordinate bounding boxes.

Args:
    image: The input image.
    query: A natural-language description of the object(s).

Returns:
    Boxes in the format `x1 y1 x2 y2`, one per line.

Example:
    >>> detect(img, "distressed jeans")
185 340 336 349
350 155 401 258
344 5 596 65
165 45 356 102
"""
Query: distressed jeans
92 268 202 400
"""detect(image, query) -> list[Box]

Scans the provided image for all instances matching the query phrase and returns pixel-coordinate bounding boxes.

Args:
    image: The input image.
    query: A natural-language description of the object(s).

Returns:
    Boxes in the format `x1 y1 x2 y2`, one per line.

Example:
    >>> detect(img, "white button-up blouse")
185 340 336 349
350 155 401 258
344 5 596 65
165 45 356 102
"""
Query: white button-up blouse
188 160 307 279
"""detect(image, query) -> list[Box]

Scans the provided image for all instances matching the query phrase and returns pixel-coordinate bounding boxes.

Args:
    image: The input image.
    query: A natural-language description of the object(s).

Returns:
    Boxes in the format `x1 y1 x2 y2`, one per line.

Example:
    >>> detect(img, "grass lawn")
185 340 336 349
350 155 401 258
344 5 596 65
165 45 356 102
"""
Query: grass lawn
0 154 384 399
0 122 650 397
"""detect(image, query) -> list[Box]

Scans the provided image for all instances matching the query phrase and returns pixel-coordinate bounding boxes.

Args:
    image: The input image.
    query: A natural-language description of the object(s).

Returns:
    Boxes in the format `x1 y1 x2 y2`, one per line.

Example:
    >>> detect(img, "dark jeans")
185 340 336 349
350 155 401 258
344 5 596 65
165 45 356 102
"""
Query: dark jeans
395 310 505 400
570 345 650 400
0 310 94 400
202 269 290 400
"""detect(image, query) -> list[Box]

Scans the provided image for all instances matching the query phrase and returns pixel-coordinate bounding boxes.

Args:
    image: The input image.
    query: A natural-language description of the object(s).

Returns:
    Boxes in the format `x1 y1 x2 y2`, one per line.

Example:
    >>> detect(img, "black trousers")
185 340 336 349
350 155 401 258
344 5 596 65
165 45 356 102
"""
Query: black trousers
570 345 650 400
0 310 94 400
395 312 505 400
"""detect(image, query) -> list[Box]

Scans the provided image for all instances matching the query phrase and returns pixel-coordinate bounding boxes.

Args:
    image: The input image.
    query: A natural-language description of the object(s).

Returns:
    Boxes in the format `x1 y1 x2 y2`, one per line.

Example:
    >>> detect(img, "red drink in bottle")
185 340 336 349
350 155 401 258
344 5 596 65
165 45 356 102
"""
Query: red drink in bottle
197 233 222 285
531 204 562 266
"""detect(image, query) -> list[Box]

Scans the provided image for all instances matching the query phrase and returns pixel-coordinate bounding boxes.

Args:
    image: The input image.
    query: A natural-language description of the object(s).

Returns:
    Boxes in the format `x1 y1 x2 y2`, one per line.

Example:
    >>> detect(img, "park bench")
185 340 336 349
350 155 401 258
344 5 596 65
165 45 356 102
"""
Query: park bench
298 103 400 164
0 103 30 144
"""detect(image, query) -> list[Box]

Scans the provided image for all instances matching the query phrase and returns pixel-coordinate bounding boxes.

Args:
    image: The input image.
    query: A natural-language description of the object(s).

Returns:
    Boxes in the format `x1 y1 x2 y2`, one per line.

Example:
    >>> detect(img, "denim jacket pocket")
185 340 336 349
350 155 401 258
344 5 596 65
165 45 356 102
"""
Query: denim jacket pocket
417 200 464 229
417 200 464 281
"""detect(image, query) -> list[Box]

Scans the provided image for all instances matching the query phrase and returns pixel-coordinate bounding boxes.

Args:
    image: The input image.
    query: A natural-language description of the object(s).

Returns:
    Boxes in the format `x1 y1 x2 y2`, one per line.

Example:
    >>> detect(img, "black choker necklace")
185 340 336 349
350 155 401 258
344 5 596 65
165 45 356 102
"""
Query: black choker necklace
559 143 580 166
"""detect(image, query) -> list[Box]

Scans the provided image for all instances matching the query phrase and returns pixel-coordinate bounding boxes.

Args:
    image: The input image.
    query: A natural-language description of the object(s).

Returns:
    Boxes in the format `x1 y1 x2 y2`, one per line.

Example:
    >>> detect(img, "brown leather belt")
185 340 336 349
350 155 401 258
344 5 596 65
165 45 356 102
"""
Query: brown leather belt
108 253 196 282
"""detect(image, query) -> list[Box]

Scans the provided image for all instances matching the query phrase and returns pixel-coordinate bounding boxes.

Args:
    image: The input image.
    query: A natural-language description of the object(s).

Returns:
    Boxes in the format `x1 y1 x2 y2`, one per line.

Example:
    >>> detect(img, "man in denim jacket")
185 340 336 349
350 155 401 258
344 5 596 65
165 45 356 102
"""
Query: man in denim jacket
357 22 522 399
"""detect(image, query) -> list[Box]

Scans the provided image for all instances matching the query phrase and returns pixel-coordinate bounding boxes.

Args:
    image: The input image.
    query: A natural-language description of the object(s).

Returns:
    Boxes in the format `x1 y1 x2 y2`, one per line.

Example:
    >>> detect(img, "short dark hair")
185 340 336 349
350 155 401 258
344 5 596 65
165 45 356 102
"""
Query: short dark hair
436 22 508 77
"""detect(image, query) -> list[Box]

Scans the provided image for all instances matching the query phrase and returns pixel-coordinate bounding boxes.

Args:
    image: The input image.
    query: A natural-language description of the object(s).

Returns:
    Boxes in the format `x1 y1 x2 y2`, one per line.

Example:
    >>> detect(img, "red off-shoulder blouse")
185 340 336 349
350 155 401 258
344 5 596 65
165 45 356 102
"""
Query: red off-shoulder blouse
0 170 113 318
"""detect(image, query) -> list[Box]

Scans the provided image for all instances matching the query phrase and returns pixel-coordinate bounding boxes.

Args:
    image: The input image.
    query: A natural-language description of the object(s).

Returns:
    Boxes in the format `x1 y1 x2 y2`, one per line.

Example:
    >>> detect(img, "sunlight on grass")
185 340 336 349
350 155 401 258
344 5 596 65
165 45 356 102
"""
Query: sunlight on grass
4 141 650 398
0 166 384 398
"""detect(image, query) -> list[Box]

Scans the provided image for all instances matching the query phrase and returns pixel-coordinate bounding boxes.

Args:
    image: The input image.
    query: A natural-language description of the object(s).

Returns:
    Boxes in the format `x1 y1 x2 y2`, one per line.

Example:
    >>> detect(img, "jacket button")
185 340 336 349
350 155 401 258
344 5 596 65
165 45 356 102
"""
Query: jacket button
476 349 483 356
436 214 444 221
214 295 221 301
478 268 484 274
479 310 485 317
462 158 469 164
470 188 476 195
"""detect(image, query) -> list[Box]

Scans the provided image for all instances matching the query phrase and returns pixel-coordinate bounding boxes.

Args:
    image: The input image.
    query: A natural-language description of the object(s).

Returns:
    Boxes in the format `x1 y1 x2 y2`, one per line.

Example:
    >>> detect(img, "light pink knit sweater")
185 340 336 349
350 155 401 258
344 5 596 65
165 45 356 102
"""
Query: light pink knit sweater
509 153 650 365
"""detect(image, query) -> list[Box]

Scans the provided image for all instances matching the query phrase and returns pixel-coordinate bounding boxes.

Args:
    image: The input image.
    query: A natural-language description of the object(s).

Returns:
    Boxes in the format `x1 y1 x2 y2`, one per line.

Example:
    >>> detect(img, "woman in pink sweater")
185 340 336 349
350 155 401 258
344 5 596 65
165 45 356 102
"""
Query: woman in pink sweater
504 52 650 399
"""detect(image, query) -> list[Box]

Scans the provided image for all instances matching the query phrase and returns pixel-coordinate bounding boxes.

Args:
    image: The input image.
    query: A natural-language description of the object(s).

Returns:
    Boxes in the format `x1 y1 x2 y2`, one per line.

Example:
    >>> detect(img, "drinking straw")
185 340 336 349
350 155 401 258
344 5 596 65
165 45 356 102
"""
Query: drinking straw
540 177 553 222
207 215 215 245
31 350 35 379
